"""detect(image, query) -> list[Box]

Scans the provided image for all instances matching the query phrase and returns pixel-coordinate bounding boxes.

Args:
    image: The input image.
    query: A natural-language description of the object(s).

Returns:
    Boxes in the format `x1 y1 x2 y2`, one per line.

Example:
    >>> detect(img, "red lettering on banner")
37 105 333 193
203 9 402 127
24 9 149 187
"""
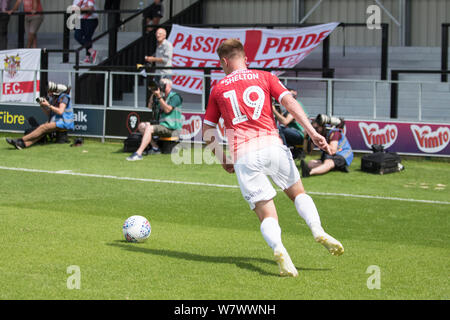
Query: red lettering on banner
204 37 214 53
314 30 331 44
213 38 226 54
292 35 303 50
173 54 221 68
262 38 280 54
193 36 204 51
173 55 192 67
277 37 294 53
174 34 227 54
3 80 40 95
263 33 322 54
181 35 193 50
300 33 317 48
172 33 184 47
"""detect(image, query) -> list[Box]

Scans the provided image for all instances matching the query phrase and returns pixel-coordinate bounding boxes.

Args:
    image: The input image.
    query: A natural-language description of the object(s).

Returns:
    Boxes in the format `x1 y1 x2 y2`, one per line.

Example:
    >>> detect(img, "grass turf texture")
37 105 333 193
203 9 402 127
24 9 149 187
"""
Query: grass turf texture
0 134 449 300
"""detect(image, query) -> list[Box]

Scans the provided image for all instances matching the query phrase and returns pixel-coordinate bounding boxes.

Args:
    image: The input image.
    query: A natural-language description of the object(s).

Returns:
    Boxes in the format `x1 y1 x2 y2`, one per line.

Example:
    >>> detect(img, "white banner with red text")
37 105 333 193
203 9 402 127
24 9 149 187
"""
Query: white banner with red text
1 49 41 103
167 23 339 95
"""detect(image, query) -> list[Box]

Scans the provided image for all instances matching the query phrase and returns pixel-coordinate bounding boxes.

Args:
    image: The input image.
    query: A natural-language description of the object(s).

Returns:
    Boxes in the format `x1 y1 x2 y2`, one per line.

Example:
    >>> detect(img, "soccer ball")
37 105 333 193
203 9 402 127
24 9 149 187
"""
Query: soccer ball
123 215 151 243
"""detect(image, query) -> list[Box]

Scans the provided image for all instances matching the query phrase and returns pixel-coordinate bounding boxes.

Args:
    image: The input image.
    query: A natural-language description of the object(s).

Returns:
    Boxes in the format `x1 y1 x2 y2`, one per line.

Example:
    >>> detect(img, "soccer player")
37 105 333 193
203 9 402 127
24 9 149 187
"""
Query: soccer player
202 39 344 277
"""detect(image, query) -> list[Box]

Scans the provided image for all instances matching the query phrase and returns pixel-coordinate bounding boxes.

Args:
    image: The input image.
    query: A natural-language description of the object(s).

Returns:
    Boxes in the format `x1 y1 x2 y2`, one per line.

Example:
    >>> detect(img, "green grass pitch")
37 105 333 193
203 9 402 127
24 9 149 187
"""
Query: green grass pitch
0 134 449 300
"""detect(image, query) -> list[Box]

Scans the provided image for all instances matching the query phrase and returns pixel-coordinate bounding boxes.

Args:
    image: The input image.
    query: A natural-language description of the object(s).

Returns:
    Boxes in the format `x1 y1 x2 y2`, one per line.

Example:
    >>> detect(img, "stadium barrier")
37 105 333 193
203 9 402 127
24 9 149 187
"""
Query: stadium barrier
0 68 449 157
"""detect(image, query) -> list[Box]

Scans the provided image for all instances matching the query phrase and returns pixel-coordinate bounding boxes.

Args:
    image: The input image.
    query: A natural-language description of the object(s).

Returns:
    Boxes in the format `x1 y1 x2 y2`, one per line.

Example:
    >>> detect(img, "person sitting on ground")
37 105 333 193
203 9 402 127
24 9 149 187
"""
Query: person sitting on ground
6 82 74 149
126 78 182 161
300 116 353 177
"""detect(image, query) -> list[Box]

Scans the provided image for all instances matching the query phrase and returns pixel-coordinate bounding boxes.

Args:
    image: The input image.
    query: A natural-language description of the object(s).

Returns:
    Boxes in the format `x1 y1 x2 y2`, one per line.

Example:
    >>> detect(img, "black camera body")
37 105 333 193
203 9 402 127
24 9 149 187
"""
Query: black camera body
148 78 166 93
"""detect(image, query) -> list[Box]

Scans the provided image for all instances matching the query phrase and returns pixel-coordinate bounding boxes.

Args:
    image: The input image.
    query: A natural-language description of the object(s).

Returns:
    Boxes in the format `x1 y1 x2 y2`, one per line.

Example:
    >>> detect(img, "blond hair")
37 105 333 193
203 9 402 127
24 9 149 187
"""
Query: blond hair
216 38 245 59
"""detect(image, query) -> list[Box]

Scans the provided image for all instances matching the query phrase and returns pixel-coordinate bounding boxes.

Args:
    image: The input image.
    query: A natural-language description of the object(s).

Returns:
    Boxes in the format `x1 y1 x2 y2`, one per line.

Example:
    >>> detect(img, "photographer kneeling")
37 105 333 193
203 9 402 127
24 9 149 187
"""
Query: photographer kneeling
6 82 74 150
300 114 353 177
126 78 182 161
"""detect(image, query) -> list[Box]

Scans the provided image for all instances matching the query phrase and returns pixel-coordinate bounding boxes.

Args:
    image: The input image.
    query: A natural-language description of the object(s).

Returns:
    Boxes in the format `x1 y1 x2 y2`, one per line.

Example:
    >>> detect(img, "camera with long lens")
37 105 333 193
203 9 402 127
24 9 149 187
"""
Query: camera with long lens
315 114 345 129
36 97 47 104
47 81 70 95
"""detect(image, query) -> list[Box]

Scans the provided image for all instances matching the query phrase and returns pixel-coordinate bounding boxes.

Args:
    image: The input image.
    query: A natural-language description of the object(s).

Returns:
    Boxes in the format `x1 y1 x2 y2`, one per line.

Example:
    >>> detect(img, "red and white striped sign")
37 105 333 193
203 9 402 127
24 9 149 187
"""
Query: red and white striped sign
1 49 41 103
167 23 339 94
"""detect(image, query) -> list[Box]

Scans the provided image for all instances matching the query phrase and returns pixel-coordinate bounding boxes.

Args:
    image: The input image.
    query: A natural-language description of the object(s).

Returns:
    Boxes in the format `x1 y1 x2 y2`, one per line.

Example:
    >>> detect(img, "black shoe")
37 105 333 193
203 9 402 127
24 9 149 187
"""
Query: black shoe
6 138 15 147
300 160 311 178
6 138 24 150
148 148 161 155
15 139 25 150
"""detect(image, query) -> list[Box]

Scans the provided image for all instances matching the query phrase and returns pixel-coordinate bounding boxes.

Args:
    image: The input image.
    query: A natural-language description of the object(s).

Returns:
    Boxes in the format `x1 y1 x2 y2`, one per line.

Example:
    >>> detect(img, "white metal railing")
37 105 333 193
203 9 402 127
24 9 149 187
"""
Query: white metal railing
1 68 448 123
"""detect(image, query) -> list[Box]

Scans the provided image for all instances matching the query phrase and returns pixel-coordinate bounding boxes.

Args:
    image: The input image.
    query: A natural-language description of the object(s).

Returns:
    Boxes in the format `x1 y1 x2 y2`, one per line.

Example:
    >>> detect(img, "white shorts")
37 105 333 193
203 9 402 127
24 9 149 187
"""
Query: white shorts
234 144 301 210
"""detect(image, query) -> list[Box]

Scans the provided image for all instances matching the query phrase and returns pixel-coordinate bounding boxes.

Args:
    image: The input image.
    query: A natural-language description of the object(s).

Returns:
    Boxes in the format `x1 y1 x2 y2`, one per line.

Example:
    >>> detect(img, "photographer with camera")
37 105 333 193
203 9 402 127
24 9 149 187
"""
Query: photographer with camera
126 78 182 161
6 82 74 150
300 114 353 177
272 88 307 159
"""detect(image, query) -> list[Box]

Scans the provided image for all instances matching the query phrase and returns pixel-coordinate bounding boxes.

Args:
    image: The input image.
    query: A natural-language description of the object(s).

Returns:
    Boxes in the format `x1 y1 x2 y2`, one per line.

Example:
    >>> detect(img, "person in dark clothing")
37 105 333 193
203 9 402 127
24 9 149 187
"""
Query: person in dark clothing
104 0 120 34
0 0 12 50
143 0 163 33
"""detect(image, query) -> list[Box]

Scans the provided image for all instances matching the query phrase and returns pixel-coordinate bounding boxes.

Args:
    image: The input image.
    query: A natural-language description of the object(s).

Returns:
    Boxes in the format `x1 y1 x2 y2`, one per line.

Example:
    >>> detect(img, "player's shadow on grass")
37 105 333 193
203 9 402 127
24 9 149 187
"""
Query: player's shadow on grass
108 241 331 277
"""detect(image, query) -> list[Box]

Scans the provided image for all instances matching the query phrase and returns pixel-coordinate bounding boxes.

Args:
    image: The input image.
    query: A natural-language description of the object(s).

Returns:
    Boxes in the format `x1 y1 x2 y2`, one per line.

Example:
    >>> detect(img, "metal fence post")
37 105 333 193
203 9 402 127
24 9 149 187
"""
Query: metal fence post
63 13 70 63
103 71 109 143
322 37 330 78
390 72 399 119
40 48 48 97
326 79 333 115
381 23 389 81
373 81 377 119
441 24 448 82
204 69 211 110
18 14 25 48
0 70 3 99
418 83 422 121
134 74 138 108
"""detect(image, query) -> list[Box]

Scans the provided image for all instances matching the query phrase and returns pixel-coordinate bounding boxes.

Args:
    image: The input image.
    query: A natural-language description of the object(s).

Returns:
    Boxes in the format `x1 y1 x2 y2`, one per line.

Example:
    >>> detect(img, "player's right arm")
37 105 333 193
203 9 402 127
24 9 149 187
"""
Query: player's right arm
203 88 234 173
281 94 331 155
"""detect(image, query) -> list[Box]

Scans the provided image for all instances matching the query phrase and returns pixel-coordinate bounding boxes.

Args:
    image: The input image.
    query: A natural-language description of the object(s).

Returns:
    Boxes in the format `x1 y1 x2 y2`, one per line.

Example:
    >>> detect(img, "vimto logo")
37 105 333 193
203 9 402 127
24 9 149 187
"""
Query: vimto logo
180 115 202 140
359 122 398 149
410 125 450 153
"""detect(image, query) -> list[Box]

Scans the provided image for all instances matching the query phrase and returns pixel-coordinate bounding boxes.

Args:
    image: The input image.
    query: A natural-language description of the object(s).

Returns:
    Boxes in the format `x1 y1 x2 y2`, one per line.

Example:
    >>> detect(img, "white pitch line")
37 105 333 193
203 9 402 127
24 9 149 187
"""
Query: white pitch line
0 165 449 205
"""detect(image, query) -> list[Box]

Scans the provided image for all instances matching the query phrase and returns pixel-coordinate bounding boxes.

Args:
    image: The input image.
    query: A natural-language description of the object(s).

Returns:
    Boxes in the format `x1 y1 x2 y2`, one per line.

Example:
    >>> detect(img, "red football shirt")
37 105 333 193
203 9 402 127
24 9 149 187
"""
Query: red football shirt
204 69 290 160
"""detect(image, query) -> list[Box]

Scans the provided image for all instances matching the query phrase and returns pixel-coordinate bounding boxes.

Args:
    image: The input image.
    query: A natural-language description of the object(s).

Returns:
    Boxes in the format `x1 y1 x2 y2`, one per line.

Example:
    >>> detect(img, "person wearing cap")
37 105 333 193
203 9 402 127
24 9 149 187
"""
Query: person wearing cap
6 82 74 149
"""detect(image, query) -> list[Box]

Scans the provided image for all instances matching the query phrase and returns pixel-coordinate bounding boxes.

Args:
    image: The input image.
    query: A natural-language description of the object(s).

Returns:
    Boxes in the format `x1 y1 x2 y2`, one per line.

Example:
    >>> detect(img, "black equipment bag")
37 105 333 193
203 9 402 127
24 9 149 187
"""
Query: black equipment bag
361 144 403 175
123 132 143 153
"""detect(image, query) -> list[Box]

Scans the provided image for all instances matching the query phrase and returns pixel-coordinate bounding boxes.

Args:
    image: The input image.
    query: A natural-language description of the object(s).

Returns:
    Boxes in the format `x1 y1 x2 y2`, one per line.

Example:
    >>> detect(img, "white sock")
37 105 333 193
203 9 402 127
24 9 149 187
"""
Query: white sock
260 217 284 251
294 193 324 237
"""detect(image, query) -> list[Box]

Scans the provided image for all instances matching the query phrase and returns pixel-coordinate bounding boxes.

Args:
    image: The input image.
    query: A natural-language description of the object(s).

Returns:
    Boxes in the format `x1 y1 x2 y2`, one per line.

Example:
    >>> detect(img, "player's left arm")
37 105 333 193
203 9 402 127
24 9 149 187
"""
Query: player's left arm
267 73 331 154
281 94 331 155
